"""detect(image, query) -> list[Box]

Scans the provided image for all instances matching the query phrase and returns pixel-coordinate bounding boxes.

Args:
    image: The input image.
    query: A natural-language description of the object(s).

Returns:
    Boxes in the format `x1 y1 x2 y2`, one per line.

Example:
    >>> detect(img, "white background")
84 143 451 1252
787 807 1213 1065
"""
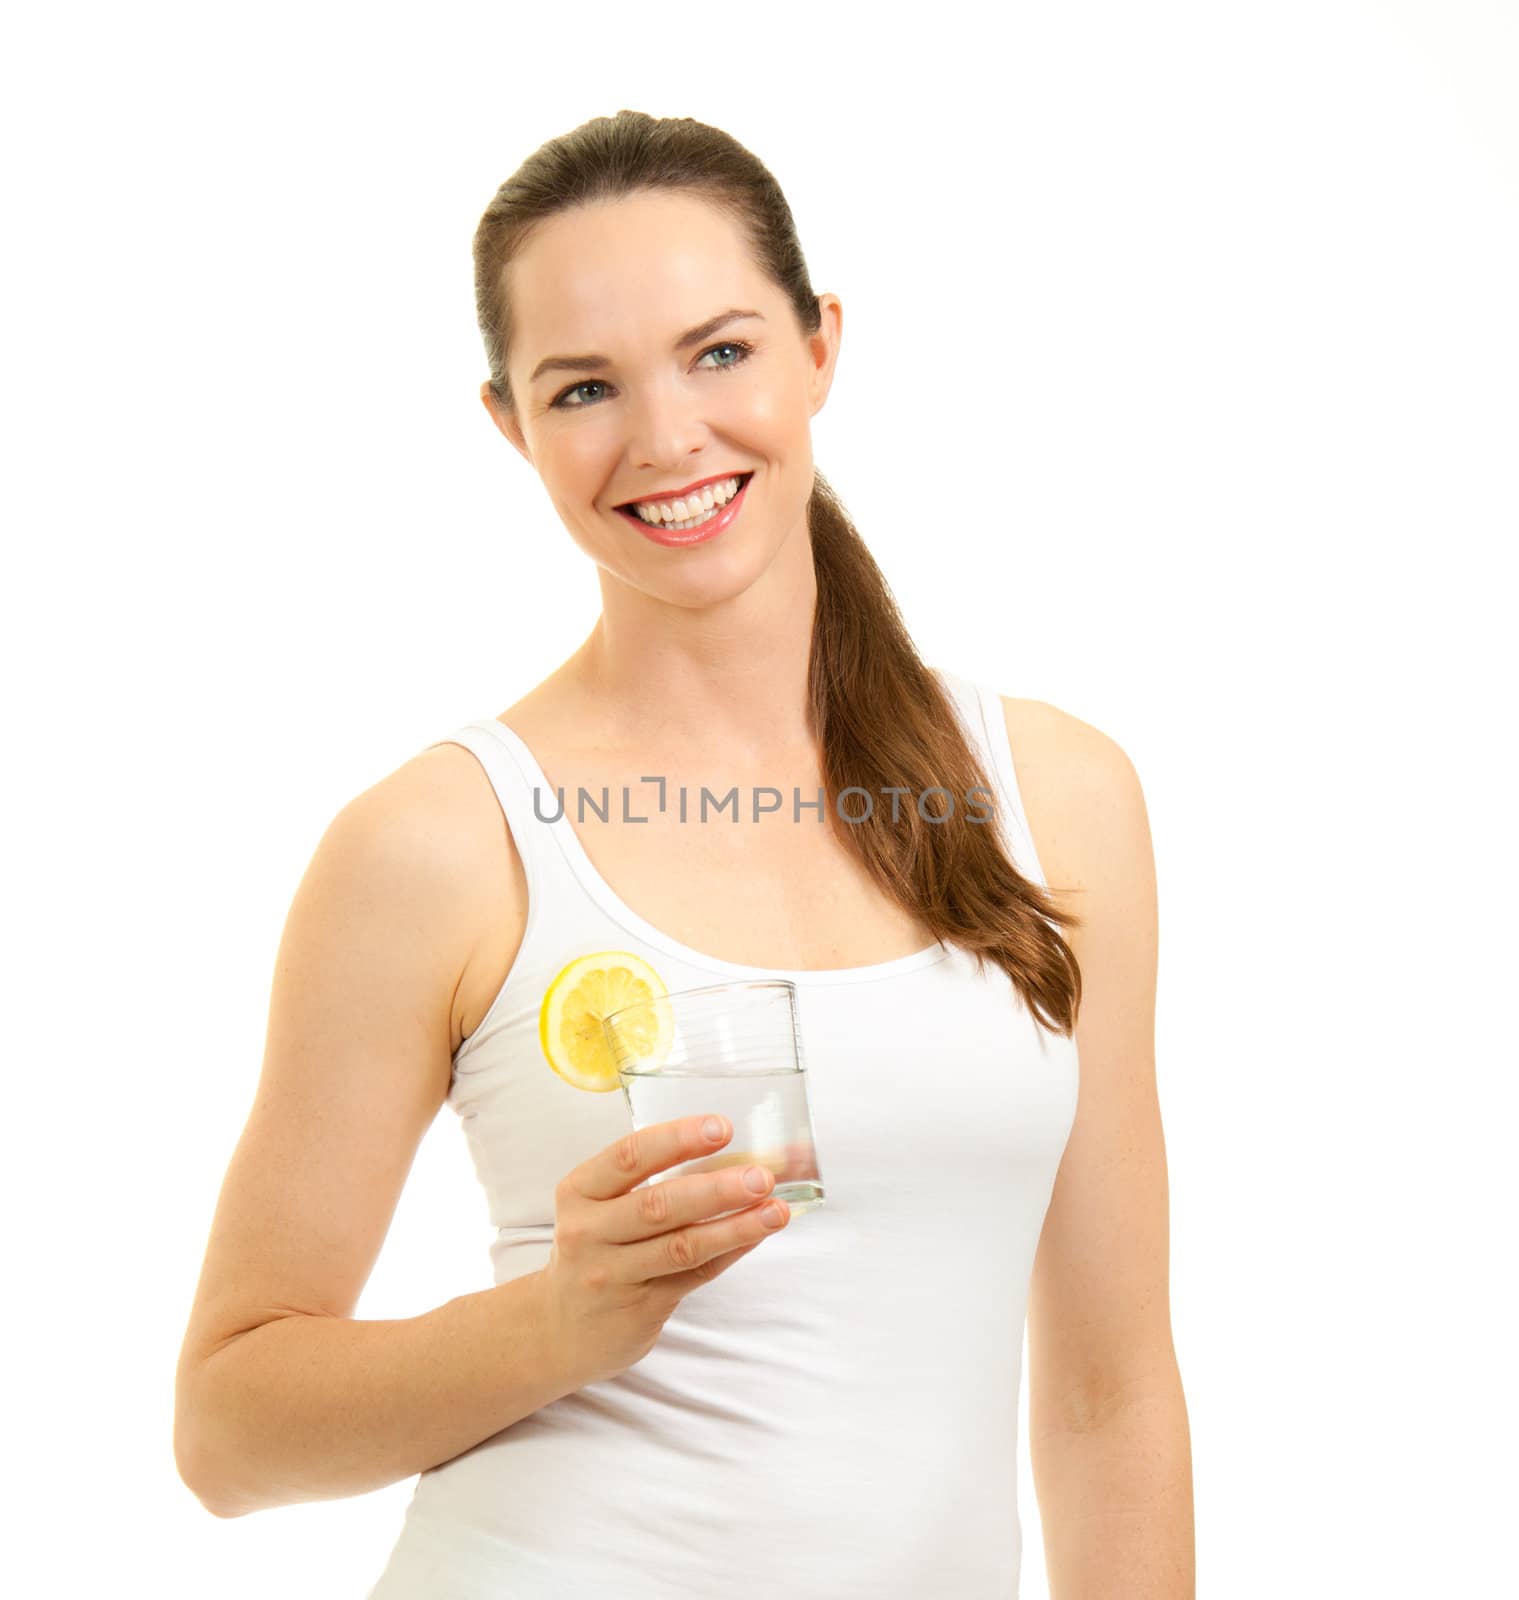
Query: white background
5 1 1515 1594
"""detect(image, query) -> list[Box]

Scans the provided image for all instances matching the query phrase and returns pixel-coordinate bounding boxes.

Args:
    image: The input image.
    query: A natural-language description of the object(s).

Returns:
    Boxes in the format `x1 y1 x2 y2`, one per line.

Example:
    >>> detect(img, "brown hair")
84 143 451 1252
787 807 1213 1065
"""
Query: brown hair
471 110 1082 1035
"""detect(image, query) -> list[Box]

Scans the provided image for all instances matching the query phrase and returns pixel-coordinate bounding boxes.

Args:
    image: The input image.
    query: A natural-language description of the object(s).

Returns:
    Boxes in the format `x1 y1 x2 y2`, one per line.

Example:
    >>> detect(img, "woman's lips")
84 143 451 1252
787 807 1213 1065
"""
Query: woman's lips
614 473 753 548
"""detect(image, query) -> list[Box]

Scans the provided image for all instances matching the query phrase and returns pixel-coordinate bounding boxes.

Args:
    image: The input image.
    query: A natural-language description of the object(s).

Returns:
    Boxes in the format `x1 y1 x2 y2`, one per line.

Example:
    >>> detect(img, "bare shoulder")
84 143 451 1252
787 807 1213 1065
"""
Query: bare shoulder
996 695 1142 802
995 697 1150 931
354 739 529 1054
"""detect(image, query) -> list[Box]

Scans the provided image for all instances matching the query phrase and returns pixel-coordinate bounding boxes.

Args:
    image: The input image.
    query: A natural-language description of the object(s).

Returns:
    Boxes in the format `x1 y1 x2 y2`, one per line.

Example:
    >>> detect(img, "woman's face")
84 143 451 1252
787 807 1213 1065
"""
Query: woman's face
486 190 841 602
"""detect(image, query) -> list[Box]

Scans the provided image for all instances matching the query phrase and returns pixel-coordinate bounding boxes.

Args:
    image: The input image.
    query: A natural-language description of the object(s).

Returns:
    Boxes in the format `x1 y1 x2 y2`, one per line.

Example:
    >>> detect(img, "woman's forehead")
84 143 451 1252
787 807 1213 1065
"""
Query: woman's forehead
509 207 768 366
516 197 753 301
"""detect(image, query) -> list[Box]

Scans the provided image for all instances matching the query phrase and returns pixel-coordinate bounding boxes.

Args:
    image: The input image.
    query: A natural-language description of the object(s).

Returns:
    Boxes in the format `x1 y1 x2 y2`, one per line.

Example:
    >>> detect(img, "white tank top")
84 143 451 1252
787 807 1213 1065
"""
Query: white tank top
366 665 1079 1598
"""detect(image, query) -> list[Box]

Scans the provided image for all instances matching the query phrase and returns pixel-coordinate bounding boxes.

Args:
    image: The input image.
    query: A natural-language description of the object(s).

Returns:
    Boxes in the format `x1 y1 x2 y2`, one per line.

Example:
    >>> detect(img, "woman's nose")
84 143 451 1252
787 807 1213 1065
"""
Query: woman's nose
623 377 716 464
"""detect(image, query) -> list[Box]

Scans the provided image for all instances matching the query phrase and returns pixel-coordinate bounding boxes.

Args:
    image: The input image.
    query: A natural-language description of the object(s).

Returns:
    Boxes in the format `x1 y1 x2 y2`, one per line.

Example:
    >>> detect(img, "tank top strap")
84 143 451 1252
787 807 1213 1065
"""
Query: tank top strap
931 666 1047 889
426 720 577 909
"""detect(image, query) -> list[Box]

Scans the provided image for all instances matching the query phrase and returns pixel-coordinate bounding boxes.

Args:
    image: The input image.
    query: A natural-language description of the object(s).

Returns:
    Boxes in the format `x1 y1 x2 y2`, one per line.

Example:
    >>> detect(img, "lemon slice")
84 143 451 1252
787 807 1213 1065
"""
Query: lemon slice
538 950 674 1092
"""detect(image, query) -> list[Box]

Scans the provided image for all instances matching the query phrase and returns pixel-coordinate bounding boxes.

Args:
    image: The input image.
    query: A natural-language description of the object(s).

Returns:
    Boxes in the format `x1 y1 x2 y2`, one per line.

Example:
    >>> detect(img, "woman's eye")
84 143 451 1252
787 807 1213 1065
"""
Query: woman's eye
552 379 608 409
550 338 754 410
696 340 753 372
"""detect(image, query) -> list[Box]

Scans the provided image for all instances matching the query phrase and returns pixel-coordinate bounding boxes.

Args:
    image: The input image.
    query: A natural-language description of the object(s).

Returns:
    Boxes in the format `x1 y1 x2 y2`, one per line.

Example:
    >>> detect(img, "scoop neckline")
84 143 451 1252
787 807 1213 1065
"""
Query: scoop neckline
483 682 970 988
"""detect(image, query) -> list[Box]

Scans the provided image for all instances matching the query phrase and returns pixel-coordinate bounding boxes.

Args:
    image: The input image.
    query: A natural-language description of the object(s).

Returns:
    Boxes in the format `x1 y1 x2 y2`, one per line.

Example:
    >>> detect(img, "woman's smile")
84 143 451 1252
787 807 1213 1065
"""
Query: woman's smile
613 470 755 548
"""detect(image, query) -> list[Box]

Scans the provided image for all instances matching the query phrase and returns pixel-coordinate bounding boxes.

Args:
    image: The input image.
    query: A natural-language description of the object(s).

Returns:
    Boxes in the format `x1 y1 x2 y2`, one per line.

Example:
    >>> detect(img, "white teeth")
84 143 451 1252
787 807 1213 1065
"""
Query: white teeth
661 502 719 532
628 475 744 525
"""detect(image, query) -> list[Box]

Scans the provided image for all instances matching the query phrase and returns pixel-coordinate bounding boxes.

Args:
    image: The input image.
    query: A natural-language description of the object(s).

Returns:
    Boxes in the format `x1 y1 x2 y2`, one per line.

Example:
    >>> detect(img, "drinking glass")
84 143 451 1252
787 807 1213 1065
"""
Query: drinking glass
602 979 825 1216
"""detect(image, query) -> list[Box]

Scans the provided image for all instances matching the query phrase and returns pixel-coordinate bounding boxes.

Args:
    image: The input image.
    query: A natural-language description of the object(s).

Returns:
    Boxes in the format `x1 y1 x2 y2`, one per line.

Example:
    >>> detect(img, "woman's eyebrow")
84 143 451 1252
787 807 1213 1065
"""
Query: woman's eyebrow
528 308 765 386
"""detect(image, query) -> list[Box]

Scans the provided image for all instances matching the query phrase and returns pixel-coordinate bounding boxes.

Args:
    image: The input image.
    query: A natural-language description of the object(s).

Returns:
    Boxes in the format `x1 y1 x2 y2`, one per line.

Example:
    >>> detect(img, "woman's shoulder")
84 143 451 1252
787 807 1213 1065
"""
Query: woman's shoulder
993 694 1149 911
342 739 530 1054
356 736 526 866
997 694 1138 779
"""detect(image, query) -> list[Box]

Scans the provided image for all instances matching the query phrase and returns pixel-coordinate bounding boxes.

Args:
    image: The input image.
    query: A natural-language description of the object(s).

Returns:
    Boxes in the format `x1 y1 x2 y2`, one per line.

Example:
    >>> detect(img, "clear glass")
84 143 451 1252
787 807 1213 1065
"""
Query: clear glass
602 979 826 1217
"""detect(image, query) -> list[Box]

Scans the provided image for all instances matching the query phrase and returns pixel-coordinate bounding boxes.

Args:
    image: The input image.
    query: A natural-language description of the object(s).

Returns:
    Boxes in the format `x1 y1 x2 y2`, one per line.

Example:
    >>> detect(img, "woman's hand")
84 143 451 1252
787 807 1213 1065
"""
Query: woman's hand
539 1114 791 1388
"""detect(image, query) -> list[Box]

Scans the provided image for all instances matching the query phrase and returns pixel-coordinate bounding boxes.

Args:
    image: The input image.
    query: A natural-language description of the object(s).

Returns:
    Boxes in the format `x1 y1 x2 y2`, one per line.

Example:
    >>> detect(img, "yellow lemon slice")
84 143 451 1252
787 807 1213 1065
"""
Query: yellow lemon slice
539 950 674 1092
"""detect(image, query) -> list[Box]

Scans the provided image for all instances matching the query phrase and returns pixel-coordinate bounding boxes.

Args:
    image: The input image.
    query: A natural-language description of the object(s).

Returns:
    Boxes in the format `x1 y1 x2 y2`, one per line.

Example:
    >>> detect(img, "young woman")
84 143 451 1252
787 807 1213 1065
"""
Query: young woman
174 110 1194 1597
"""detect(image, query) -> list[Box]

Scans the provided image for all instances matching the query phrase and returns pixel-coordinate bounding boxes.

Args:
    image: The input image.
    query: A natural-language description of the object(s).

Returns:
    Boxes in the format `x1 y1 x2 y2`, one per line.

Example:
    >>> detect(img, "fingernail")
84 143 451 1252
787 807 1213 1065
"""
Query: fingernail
743 1166 770 1194
703 1116 726 1141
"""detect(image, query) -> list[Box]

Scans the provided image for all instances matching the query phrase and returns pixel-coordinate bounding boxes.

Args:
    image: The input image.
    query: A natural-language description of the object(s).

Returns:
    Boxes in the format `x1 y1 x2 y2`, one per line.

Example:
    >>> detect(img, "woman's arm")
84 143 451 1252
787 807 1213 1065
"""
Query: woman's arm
173 748 576 1517
1003 698 1195 1598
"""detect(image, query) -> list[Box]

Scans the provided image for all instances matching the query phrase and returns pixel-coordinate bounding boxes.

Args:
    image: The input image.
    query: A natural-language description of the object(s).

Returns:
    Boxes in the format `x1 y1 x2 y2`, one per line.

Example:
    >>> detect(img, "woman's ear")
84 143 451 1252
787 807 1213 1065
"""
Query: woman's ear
480 382 533 466
807 293 843 418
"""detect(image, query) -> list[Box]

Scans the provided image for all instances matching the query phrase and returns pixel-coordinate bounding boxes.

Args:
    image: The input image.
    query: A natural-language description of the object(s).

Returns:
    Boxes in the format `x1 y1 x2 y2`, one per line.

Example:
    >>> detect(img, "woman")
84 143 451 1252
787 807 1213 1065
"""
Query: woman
173 110 1194 1596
